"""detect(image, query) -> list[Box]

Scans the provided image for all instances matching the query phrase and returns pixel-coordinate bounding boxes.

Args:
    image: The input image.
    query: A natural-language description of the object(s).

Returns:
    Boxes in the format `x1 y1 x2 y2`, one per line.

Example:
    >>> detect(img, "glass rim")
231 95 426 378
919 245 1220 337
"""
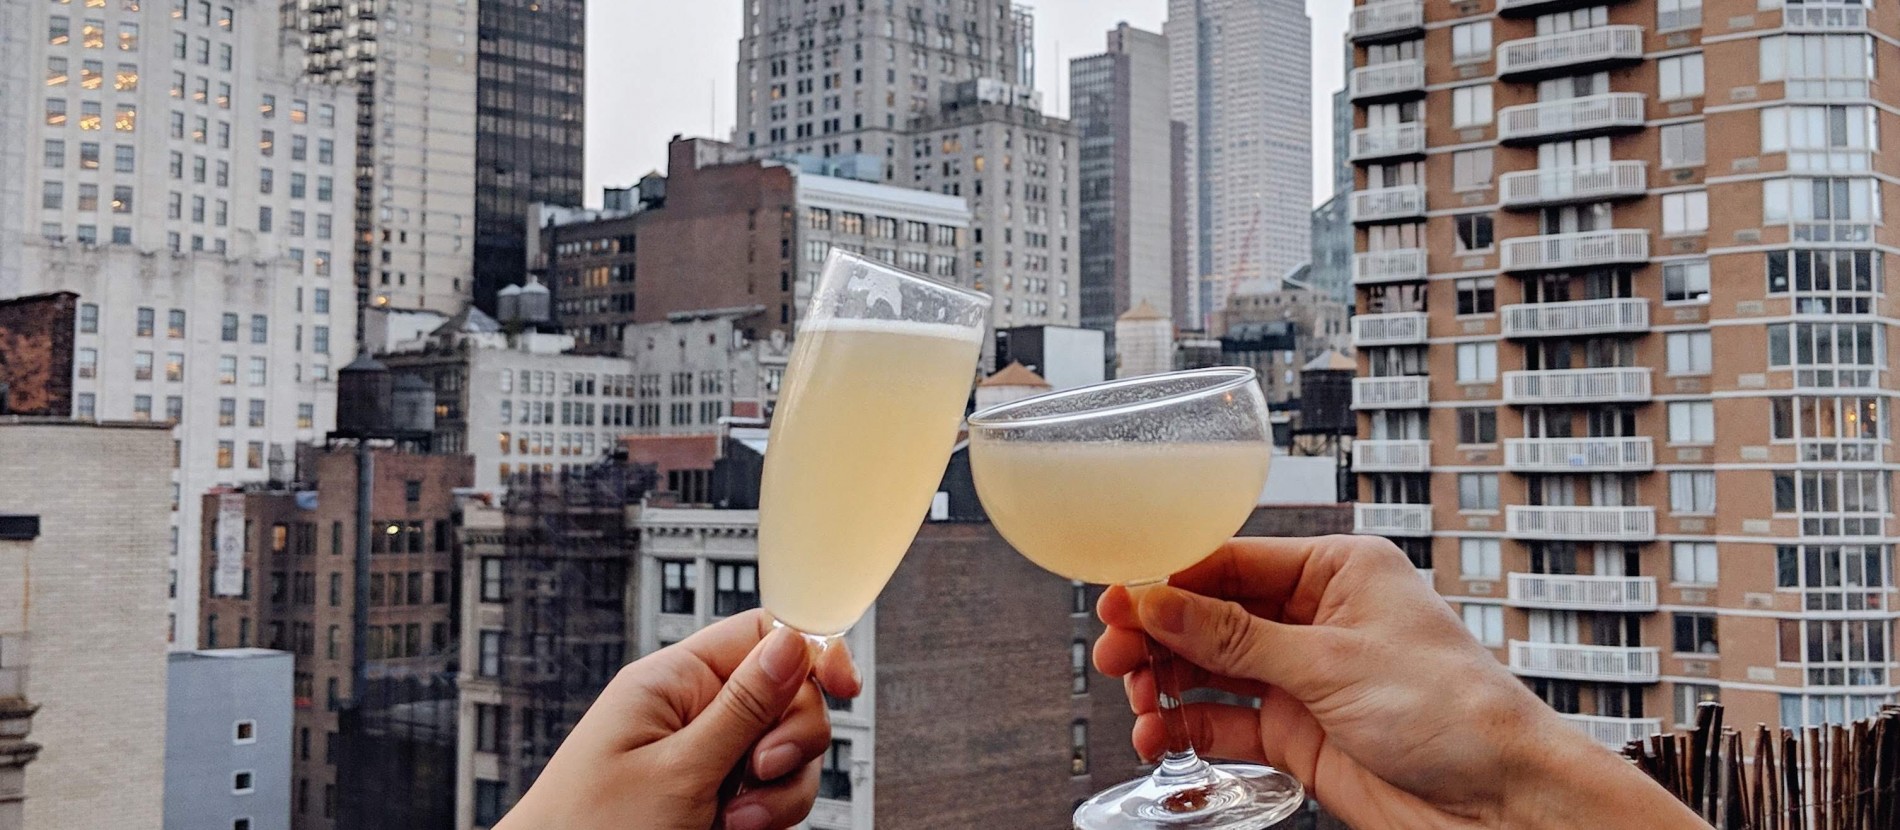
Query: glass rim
824 248 993 310
967 367 1259 430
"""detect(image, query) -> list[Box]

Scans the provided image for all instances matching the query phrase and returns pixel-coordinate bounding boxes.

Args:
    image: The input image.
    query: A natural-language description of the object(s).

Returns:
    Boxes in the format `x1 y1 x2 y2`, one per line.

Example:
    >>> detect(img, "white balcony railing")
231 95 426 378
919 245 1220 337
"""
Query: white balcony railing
1352 376 1431 410
1351 312 1429 347
1350 0 1425 41
1354 503 1433 537
1501 229 1650 272
1499 93 1647 143
1505 437 1655 473
1560 714 1666 747
1497 25 1646 78
1352 249 1428 285
1510 641 1662 684
1351 185 1426 223
1785 5 1868 31
1500 161 1648 208
1508 573 1660 612
1504 367 1652 406
1352 439 1432 473
1507 505 1658 542
1350 123 1426 162
1350 60 1426 100
1500 298 1650 338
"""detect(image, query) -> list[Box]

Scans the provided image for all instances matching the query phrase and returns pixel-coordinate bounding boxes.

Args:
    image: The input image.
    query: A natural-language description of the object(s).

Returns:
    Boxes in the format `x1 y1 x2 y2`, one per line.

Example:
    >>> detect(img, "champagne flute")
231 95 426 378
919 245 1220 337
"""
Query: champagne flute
758 249 991 640
967 368 1303 830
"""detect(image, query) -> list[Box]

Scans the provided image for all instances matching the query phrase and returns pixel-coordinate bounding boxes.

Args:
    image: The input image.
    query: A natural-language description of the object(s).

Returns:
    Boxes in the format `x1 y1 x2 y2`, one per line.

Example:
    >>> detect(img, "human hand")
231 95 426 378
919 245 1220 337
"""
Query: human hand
1095 536 1709 830
497 610 861 830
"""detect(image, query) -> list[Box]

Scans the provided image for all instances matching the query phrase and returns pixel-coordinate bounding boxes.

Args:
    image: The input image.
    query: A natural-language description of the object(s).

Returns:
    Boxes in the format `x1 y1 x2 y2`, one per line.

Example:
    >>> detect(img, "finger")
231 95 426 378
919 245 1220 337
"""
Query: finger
1167 538 1319 604
814 640 861 700
750 683 834 782
1093 625 1148 677
675 609 781 682
1137 585 1343 701
1098 584 1138 628
722 762 820 830
676 626 815 771
1131 704 1267 765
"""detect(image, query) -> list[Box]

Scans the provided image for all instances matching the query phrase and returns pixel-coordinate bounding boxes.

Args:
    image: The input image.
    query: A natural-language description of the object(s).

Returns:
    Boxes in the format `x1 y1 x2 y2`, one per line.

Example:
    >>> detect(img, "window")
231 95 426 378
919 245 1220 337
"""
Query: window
114 145 134 172
1669 401 1715 444
76 349 97 379
1658 54 1705 100
1460 539 1502 580
1453 149 1493 191
478 631 503 678
1455 409 1496 445
248 399 265 427
1455 277 1495 315
1667 331 1712 375
40 181 62 210
232 771 254 795
479 558 505 603
1070 721 1089 775
234 720 256 744
313 327 329 355
1665 260 1710 304
248 357 267 386
1673 542 1718 585
1670 471 1716 514
1673 613 1718 655
1760 34 1875 95
1457 343 1497 383
820 740 853 800
134 351 154 381
136 307 155 337
660 560 695 614
1070 640 1089 694
1662 192 1708 235
1459 474 1500 511
1452 85 1493 128
1674 684 1719 728
234 819 252 830
133 395 152 421
1658 0 1701 30
475 704 505 753
166 309 186 339
714 563 759 617
1454 214 1494 252
474 780 504 827
1762 177 1881 240
1451 22 1492 63
166 353 184 382
1463 604 1504 647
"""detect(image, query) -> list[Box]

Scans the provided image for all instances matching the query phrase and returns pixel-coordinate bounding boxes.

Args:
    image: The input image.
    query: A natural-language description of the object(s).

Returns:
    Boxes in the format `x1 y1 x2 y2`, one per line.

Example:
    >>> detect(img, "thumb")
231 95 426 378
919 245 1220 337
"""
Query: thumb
1137 586 1336 702
677 627 814 770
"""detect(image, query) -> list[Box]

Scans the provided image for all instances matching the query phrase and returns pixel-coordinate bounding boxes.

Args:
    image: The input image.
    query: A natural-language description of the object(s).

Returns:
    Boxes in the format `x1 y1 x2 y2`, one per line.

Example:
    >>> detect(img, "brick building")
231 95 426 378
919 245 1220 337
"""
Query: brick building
198 447 472 830
0 293 76 418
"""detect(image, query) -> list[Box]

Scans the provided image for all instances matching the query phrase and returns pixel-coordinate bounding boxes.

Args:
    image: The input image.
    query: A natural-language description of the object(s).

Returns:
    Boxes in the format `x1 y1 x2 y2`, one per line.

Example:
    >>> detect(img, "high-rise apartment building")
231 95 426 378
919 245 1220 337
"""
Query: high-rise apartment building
733 0 1034 172
1167 0 1313 327
472 0 585 315
288 0 477 315
1347 0 1900 744
1071 24 1187 341
0 0 360 649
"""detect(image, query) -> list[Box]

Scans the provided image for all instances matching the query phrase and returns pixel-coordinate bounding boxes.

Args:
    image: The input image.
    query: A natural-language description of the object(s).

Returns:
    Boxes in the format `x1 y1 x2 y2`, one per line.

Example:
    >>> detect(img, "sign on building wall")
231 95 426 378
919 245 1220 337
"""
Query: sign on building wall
213 494 246 597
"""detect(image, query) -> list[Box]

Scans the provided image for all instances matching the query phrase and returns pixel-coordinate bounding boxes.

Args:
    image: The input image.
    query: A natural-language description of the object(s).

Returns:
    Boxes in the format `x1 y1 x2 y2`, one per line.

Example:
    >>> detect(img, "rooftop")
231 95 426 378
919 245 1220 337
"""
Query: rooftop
980 362 1052 389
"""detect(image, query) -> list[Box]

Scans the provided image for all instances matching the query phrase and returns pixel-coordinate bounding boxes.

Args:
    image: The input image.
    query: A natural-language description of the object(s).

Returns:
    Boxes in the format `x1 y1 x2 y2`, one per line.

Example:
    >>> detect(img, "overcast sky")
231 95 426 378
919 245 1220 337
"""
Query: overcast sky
584 1 1349 208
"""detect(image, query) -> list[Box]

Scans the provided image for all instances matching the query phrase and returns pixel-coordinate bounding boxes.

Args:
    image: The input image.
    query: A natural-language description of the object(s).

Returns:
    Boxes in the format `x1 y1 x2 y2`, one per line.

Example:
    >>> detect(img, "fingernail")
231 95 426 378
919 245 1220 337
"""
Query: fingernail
755 744 802 781
1144 588 1189 635
725 803 772 830
848 657 862 689
759 628 806 684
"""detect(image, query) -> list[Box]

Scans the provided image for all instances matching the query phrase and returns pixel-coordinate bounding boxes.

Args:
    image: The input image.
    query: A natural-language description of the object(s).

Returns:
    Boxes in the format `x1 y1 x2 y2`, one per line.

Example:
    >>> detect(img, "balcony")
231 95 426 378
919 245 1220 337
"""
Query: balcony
1500 162 1648 209
1351 185 1426 224
1350 123 1426 163
1500 298 1649 339
1497 26 1646 80
1498 0 1634 18
1560 714 1665 748
1352 249 1428 285
1350 0 1424 43
1507 573 1660 612
1352 376 1430 410
1784 5 1868 31
1352 440 1432 473
1351 312 1428 347
1506 505 1657 542
1354 503 1432 537
1505 437 1655 473
1499 93 1647 144
1510 641 1661 684
1350 60 1426 102
1501 229 1649 272
1504 367 1652 406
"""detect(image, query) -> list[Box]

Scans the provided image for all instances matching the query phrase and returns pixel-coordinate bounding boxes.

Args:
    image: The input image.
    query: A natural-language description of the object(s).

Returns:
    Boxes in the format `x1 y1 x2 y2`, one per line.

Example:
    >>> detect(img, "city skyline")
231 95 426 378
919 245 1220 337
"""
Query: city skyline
584 1 1350 209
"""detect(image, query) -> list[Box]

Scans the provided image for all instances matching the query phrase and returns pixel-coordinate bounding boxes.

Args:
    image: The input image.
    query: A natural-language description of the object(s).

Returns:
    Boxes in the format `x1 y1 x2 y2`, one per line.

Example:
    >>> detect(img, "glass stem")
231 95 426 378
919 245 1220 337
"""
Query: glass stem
1146 632 1210 780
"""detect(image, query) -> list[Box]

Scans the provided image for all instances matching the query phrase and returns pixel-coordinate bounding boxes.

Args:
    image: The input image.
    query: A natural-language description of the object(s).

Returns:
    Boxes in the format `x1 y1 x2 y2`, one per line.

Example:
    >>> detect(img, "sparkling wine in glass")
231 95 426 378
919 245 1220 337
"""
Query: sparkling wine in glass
758 250 991 639
967 368 1303 830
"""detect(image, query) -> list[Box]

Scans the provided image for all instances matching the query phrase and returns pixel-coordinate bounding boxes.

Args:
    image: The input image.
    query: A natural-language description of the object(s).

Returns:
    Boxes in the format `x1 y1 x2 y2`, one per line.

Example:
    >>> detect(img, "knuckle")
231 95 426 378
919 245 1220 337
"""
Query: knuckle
1212 601 1262 666
719 678 783 730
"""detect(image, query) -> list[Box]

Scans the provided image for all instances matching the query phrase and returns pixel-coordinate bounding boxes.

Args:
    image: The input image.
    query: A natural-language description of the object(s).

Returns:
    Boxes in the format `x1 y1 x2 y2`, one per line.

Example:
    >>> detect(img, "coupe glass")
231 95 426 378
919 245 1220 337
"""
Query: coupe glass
757 250 991 640
967 368 1303 829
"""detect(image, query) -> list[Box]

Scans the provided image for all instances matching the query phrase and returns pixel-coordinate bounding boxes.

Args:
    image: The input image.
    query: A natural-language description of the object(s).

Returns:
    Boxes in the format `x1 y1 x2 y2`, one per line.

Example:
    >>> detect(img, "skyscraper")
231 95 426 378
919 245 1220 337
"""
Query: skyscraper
472 0 586 315
1072 24 1185 340
1347 0 1898 741
1167 0 1313 328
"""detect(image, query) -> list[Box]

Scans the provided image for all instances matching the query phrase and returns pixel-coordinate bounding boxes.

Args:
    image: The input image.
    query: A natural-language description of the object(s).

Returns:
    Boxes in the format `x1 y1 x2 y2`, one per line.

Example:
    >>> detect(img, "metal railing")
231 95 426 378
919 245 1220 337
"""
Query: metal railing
1510 641 1662 683
1501 229 1649 272
1352 376 1431 410
1561 713 1665 747
1500 161 1647 208
1508 573 1660 612
1504 437 1655 472
1352 440 1432 473
1499 93 1646 143
1350 60 1426 100
1506 505 1658 542
1352 312 1429 347
1350 0 1424 40
1350 123 1426 162
1354 503 1433 537
1352 248 1428 284
1351 185 1427 223
1497 25 1645 77
1500 298 1649 338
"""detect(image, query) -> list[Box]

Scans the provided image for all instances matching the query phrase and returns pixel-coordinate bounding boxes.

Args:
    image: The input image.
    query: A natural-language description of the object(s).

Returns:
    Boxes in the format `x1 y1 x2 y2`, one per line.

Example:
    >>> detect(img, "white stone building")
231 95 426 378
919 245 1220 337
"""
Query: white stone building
622 310 793 437
0 0 358 648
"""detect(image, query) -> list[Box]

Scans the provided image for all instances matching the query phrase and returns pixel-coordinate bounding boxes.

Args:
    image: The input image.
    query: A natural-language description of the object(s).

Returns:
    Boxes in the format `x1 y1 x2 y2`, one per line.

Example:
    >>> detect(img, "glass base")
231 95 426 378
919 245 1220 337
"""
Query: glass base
1073 764 1303 830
